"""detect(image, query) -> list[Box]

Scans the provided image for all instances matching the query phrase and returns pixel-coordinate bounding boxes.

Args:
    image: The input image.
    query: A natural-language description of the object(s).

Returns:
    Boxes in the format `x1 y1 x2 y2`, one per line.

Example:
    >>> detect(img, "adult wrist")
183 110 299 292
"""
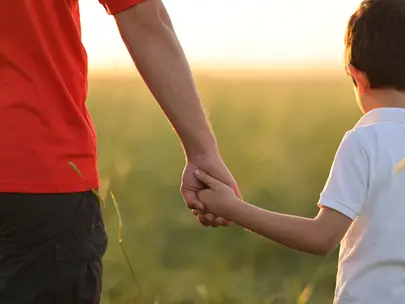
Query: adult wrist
184 141 219 162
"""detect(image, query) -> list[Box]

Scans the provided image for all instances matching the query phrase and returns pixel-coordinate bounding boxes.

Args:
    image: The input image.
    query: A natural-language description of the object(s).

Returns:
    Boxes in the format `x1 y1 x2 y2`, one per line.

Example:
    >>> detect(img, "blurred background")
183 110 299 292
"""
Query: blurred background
80 1 362 303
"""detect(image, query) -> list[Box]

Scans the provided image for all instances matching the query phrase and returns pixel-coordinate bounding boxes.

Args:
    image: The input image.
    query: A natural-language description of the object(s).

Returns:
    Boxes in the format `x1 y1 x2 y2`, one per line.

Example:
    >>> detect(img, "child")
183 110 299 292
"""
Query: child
193 1 405 303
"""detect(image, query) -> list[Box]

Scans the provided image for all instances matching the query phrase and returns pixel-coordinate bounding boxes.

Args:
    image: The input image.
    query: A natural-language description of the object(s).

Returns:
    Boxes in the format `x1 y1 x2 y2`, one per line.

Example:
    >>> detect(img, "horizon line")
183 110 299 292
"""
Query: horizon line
88 62 347 76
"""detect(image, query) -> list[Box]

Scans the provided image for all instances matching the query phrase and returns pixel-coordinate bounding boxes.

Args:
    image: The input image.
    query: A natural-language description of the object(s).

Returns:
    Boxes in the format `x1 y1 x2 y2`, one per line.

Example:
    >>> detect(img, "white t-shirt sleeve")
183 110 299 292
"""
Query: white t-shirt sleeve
318 130 370 221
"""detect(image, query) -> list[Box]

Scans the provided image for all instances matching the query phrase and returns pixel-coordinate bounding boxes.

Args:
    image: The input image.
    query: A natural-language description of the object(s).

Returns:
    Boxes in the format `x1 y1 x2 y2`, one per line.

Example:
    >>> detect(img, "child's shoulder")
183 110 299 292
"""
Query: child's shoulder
351 118 404 144
345 119 405 164
340 126 370 148
338 124 380 158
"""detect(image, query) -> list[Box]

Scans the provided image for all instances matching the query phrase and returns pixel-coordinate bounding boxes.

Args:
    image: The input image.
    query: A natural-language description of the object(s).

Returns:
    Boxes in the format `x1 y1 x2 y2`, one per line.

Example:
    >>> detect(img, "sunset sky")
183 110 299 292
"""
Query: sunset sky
79 0 361 70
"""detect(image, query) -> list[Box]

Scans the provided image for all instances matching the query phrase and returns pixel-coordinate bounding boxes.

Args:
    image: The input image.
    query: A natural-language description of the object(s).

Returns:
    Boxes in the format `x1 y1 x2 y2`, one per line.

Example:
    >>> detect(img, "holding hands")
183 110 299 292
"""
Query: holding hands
193 169 239 220
181 154 241 227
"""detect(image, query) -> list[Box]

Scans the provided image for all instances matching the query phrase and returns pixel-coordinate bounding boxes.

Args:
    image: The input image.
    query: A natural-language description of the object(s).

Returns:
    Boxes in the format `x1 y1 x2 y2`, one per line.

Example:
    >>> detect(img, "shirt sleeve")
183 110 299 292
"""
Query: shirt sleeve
317 130 370 221
99 0 148 15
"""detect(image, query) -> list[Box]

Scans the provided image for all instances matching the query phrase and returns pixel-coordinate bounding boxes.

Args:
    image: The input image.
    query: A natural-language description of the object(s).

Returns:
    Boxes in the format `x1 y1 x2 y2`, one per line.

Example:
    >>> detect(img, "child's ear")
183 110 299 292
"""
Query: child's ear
347 64 370 94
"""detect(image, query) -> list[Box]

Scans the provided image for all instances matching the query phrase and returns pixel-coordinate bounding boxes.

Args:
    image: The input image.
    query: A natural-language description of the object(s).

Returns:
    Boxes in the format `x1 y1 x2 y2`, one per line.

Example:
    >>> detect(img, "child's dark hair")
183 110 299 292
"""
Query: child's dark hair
345 0 405 90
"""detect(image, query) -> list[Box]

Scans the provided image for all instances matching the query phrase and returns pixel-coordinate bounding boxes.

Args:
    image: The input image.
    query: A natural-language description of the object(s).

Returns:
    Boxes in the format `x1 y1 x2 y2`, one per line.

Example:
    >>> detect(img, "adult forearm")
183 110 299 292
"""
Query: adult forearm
116 7 217 158
227 200 329 255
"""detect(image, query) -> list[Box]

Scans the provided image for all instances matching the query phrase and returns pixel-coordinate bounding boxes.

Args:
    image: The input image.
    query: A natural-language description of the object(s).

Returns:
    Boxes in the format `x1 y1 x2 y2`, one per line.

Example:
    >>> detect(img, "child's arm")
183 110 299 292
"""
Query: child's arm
227 201 351 255
194 128 370 256
194 170 352 256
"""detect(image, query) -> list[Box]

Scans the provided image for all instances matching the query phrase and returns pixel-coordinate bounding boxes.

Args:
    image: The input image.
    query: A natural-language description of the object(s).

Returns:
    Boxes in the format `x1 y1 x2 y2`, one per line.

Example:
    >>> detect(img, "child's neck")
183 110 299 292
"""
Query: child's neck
364 89 405 112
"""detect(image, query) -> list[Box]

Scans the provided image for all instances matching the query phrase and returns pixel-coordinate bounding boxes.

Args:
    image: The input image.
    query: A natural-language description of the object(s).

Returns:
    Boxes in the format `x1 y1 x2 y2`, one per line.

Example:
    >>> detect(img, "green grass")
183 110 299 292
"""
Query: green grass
87 70 361 304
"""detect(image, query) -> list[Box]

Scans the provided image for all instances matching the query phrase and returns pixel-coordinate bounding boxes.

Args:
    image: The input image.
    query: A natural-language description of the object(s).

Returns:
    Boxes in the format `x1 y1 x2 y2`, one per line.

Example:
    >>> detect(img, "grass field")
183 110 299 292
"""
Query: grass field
87 70 361 304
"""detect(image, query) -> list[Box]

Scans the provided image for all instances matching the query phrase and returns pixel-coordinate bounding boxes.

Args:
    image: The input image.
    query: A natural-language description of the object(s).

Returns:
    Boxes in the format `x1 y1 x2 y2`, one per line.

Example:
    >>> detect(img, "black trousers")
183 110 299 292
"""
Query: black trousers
0 191 108 304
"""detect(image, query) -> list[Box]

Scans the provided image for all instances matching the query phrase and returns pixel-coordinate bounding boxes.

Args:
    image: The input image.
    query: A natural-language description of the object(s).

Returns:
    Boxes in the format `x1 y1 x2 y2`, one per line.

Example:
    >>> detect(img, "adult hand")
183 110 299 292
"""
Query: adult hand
181 153 241 227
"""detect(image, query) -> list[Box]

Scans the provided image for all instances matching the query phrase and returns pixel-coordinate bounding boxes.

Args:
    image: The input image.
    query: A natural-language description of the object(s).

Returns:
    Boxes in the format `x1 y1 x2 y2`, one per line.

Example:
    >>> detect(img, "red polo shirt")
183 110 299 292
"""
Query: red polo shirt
0 0 145 193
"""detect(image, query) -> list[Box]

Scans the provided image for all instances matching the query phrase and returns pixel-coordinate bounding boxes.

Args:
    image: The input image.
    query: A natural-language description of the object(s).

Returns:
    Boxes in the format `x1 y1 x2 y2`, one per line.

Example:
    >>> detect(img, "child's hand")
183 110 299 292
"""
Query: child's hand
193 169 238 219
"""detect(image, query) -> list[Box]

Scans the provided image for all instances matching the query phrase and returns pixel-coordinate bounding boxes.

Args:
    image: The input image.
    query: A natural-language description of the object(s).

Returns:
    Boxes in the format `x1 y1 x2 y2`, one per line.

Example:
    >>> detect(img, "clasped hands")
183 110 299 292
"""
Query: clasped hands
180 154 241 227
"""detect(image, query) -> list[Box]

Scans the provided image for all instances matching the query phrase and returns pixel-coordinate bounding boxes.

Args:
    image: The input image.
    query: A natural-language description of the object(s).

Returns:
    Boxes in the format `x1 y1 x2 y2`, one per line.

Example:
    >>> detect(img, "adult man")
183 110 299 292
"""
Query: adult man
0 0 239 302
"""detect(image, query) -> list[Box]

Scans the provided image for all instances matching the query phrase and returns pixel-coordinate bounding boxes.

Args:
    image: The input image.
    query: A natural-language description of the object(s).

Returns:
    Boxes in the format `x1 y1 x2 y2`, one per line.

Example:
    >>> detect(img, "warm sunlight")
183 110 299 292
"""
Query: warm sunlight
80 0 361 70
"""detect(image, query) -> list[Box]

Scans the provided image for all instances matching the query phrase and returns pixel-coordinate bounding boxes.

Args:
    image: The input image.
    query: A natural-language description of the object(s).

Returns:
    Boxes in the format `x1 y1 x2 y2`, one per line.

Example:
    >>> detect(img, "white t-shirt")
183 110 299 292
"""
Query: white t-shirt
318 107 405 304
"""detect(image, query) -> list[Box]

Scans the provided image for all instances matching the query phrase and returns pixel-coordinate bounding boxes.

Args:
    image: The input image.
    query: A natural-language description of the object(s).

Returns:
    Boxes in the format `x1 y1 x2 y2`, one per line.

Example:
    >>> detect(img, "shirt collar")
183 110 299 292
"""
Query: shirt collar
355 107 405 127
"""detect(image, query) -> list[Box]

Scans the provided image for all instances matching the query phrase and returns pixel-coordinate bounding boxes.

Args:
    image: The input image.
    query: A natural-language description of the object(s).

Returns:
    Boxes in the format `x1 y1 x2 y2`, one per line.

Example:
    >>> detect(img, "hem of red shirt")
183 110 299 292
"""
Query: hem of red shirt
0 179 100 194
102 0 148 15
